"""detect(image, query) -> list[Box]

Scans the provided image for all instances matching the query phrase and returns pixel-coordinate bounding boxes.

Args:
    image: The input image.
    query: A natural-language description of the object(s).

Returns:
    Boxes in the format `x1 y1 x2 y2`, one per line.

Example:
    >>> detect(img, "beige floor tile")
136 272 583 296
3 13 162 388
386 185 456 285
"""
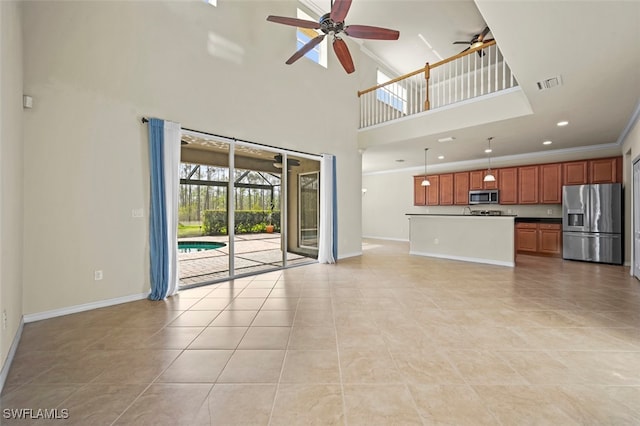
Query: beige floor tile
288 326 337 350
280 350 340 383
553 351 640 385
156 350 232 383
472 385 581 425
497 350 581 384
114 383 212 425
188 326 247 350
445 350 528 385
297 297 333 311
237 288 272 298
336 326 387 351
209 310 257 327
167 310 220 327
225 297 266 310
260 297 299 311
49 384 146 426
190 298 232 310
270 384 343 425
193 384 276 425
408 384 499 425
217 350 285 383
140 326 204 349
391 350 465 384
268 288 302 298
550 385 640 424
91 350 181 384
343 384 422 425
293 309 334 327
252 310 295 326
0 384 80 416
237 327 291 350
340 350 403 384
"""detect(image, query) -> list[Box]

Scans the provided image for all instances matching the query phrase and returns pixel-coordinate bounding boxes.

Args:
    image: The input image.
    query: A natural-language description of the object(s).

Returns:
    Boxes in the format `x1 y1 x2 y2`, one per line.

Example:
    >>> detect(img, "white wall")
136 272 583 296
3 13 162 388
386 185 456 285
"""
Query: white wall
621 105 640 268
21 0 366 315
0 0 24 370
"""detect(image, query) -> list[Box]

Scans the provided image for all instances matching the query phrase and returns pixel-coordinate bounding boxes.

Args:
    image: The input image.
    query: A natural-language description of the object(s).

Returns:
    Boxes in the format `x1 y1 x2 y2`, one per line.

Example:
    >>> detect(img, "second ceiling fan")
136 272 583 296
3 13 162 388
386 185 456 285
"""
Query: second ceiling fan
453 26 494 57
266 0 400 74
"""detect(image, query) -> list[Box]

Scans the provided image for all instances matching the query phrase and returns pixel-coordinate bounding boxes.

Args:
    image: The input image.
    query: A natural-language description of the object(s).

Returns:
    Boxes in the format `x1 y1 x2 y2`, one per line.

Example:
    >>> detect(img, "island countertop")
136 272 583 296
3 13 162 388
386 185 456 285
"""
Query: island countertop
406 213 517 217
407 214 515 267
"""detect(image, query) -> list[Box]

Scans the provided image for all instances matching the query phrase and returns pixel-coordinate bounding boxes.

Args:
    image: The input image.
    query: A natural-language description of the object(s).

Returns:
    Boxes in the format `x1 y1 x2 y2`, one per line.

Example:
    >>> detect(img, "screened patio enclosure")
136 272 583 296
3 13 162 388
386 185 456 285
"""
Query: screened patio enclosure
177 131 321 287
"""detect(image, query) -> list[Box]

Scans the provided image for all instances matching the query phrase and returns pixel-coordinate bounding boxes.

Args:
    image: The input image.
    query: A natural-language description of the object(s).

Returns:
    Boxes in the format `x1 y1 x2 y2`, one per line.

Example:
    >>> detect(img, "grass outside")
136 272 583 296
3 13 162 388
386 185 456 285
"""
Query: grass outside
178 223 203 238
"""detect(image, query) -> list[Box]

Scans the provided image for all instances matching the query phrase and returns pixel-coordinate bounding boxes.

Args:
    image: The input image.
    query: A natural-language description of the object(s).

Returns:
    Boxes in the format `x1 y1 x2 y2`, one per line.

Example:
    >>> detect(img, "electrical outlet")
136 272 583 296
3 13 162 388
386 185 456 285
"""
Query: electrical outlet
94 270 103 281
132 208 144 218
2 309 7 330
547 209 553 215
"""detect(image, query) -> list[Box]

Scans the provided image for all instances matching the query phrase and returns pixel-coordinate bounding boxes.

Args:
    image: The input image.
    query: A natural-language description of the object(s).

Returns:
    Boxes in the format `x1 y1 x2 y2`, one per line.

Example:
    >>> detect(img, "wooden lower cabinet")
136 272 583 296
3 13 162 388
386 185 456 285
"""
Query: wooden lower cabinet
515 222 562 257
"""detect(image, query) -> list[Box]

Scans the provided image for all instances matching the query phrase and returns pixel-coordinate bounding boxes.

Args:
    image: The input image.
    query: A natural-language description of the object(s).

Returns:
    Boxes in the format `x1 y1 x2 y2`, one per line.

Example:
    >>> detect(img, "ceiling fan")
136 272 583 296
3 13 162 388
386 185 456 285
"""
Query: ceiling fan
453 26 493 57
266 0 400 74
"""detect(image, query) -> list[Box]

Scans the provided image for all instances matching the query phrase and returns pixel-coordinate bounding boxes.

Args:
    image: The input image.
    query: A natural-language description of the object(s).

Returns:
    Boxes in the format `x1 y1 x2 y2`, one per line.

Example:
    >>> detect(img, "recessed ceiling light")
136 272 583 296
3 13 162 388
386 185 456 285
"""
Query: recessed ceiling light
438 155 444 160
557 120 569 127
543 140 553 145
438 136 455 143
484 148 492 153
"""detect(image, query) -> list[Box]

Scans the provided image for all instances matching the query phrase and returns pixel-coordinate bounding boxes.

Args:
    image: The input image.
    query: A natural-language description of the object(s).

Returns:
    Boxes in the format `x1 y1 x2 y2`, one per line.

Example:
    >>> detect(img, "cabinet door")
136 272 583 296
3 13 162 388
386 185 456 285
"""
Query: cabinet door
516 227 538 253
589 157 620 184
518 166 539 204
538 224 562 256
498 168 518 204
469 170 484 190
563 161 588 185
426 175 440 206
454 172 470 205
413 176 427 206
439 173 454 205
539 163 562 204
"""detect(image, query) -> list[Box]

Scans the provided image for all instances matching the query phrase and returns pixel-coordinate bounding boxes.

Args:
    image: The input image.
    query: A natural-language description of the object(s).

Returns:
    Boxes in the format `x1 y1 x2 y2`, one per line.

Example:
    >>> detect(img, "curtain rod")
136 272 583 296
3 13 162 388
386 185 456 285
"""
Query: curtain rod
140 116 321 158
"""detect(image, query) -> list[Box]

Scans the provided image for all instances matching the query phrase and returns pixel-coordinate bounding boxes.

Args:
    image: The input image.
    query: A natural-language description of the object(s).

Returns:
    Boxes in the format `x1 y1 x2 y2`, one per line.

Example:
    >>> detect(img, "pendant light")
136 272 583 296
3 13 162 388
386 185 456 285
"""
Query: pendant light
483 137 496 182
421 148 430 186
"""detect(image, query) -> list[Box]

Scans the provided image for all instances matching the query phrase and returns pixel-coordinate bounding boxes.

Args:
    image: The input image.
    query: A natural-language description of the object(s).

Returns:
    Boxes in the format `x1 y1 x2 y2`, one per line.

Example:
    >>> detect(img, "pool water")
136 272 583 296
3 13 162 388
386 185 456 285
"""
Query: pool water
178 241 226 253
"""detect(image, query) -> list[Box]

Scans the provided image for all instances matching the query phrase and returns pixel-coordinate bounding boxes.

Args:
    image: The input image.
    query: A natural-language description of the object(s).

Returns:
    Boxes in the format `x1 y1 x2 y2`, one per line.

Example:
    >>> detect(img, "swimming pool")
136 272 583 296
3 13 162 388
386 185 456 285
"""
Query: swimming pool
178 241 226 253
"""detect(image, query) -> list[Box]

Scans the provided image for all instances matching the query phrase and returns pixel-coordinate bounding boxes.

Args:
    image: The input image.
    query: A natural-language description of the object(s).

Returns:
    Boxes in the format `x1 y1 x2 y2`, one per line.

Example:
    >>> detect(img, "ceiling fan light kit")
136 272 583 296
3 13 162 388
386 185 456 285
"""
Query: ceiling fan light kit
266 0 399 74
453 26 493 57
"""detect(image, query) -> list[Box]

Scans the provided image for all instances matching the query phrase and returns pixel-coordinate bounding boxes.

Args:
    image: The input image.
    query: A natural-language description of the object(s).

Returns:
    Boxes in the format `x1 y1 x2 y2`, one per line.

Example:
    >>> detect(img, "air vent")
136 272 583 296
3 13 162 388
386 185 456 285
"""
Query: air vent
536 75 563 91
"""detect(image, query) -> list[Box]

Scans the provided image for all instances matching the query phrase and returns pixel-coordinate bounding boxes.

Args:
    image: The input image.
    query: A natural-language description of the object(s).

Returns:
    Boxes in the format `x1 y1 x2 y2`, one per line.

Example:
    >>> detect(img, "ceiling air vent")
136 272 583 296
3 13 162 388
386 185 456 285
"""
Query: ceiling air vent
536 75 563 91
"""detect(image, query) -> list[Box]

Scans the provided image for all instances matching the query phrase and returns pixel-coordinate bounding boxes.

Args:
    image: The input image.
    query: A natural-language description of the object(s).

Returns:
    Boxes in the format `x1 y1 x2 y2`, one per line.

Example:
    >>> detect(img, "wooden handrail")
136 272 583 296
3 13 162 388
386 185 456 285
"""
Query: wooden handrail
357 40 497 97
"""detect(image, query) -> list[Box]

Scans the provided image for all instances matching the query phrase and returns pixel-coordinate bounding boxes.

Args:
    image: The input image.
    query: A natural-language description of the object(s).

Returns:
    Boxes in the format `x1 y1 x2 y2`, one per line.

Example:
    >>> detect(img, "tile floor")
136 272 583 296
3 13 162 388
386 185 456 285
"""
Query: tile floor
1 239 640 425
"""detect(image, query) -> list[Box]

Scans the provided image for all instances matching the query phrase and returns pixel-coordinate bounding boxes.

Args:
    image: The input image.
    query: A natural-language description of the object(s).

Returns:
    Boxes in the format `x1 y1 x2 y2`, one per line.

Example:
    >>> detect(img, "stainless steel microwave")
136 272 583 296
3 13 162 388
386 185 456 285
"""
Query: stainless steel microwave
469 190 499 204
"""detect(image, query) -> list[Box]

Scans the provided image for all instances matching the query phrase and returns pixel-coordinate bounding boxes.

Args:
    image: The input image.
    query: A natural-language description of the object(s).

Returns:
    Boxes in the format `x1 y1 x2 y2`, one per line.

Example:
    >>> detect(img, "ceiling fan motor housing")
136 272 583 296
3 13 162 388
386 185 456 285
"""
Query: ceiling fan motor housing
319 12 344 35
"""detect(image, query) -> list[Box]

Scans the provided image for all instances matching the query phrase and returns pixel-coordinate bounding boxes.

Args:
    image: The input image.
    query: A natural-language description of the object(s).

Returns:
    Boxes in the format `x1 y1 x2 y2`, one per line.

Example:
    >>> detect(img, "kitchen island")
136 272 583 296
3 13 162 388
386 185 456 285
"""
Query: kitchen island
407 214 516 267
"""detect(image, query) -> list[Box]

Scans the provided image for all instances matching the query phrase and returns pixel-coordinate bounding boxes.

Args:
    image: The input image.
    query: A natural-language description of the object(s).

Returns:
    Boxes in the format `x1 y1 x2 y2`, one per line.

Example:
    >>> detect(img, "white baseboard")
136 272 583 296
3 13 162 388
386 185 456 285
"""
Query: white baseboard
410 250 515 268
362 235 409 242
23 293 148 324
338 251 363 260
0 316 24 395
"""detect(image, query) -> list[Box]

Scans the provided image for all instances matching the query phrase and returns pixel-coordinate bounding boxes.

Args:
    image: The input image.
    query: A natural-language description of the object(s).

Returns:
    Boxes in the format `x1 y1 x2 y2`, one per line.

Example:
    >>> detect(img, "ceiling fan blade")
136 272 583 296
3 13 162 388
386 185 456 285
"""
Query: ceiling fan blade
285 34 325 65
460 47 470 53
483 38 495 43
266 15 320 29
478 26 490 42
453 41 471 45
333 38 355 74
330 0 352 23
344 25 399 40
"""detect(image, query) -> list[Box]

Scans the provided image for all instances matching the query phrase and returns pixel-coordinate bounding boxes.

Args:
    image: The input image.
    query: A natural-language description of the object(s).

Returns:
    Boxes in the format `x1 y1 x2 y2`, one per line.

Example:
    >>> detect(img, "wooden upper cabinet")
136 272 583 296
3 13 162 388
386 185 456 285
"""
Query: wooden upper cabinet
426 175 440 205
518 166 539 204
470 169 498 190
589 157 621 184
454 172 470 205
539 163 562 204
563 161 588 185
413 176 427 206
498 167 518 204
439 173 454 205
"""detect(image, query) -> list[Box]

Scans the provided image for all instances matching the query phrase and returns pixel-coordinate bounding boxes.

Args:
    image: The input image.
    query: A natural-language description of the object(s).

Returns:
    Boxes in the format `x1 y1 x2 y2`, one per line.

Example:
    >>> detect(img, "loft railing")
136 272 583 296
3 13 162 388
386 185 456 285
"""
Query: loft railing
357 40 518 128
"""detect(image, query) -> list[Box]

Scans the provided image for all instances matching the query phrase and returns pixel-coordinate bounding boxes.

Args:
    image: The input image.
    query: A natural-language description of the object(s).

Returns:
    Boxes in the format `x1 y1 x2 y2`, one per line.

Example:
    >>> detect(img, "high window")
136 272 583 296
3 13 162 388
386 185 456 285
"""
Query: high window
296 8 327 68
376 70 407 113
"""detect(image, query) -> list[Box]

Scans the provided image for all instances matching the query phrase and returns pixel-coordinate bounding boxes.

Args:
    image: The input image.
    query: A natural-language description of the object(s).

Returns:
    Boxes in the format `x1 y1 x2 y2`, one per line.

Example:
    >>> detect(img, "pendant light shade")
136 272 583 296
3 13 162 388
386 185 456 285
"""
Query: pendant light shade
421 148 430 186
483 137 495 182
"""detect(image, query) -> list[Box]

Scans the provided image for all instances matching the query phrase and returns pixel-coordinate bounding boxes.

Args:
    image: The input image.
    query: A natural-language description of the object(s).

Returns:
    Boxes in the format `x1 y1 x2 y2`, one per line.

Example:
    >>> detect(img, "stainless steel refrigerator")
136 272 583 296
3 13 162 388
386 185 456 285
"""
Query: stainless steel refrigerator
562 183 622 265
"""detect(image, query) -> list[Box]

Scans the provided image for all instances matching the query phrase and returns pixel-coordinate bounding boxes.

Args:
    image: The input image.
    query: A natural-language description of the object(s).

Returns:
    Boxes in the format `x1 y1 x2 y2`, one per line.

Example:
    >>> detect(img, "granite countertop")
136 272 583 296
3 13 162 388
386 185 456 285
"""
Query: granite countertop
514 217 562 224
